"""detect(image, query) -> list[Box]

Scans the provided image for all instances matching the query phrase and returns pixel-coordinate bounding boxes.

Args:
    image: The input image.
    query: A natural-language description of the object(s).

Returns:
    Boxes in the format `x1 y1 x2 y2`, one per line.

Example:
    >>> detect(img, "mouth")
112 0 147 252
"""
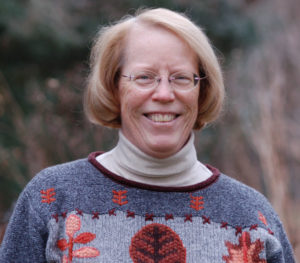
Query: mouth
144 113 179 123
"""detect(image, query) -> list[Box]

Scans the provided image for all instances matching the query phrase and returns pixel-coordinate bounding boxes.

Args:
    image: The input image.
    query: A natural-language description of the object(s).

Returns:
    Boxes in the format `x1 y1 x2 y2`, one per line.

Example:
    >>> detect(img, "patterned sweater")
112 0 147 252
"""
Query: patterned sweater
0 152 295 263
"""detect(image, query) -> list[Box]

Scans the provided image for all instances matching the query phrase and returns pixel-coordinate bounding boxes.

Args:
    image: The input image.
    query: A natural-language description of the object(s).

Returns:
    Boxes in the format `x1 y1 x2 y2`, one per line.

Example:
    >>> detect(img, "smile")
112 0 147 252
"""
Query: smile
145 113 178 122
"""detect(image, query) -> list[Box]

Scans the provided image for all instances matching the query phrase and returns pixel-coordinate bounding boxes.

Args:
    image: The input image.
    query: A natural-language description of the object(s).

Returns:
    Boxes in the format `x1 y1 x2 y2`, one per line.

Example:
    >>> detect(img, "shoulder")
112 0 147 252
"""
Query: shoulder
27 157 98 190
13 157 111 219
216 174 271 207
19 157 105 210
33 157 92 180
211 174 280 228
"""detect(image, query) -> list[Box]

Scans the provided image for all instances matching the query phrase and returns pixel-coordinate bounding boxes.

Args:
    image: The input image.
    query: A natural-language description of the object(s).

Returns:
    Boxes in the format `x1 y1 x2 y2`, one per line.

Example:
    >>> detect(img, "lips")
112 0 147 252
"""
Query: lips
145 113 178 122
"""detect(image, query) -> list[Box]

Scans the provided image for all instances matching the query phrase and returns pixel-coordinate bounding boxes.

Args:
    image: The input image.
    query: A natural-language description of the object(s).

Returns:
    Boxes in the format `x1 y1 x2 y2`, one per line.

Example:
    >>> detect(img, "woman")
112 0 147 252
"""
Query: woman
0 8 295 262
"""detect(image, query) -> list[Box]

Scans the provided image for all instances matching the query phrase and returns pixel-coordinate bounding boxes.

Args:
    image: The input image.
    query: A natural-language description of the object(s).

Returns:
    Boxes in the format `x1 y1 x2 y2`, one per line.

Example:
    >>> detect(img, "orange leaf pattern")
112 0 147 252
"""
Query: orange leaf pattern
223 232 266 263
65 215 81 237
258 211 268 226
190 194 204 211
57 214 100 262
73 247 100 258
57 239 68 251
130 223 186 263
74 232 96 244
40 188 56 204
112 190 128 206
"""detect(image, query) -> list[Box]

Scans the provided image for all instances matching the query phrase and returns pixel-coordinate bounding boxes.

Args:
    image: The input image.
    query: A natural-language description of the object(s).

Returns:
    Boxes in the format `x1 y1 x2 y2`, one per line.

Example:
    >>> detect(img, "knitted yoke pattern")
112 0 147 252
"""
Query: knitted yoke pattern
0 152 295 263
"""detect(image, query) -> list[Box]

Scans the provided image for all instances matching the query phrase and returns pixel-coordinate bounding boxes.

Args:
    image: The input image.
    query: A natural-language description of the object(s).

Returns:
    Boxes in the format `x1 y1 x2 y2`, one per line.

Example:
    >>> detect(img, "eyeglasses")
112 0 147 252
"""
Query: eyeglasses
121 71 205 91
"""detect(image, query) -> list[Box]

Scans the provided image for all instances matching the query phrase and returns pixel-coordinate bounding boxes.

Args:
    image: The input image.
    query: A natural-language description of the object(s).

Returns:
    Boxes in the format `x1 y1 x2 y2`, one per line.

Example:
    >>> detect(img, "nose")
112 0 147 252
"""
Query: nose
152 77 175 103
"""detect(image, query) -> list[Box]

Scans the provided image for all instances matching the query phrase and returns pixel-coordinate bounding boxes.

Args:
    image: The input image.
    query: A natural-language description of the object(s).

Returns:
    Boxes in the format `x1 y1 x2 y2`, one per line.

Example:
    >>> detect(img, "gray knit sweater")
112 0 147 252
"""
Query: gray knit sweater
0 152 295 262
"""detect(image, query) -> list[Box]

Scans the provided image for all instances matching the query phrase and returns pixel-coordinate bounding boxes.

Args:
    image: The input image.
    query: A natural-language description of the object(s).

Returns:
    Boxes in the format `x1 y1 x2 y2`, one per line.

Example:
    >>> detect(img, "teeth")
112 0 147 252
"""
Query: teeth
147 113 176 122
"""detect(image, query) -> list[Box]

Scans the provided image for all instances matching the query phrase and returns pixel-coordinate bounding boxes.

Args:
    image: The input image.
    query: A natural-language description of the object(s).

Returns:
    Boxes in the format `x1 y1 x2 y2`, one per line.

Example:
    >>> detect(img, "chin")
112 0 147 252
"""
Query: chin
146 142 181 159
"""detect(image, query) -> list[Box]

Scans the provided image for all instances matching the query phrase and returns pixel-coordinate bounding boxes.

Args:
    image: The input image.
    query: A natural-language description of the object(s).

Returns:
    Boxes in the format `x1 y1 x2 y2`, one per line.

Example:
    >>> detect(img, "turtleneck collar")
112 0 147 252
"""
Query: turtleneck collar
96 131 212 186
116 131 197 177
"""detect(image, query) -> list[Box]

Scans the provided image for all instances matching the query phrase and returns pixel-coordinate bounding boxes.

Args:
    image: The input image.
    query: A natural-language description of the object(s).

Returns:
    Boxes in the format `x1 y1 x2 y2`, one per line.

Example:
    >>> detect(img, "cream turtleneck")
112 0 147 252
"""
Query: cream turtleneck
96 131 212 186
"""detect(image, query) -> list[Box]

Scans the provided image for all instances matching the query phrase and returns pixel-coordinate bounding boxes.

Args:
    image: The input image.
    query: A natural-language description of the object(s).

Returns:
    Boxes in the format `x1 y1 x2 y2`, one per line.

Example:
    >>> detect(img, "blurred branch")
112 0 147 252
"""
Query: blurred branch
223 0 300 252
0 71 28 187
0 71 26 133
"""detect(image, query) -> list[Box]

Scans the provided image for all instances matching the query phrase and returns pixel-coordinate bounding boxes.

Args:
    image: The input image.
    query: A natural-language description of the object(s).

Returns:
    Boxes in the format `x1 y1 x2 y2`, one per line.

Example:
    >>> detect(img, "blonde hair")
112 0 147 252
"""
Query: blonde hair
84 8 224 130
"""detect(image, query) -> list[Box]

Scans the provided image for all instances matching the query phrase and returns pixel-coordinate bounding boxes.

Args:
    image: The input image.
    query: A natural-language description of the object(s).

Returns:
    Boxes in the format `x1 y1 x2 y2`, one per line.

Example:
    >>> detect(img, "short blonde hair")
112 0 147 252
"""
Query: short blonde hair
84 8 224 130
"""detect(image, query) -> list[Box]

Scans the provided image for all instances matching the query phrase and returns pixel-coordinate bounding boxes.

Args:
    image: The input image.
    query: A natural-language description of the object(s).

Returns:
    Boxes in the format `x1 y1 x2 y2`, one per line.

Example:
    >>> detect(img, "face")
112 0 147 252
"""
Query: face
118 23 200 158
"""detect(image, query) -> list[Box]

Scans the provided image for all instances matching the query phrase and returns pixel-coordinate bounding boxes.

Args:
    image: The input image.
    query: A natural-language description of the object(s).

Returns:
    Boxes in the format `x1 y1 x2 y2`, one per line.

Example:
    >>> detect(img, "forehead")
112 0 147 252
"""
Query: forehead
125 23 187 50
123 23 198 68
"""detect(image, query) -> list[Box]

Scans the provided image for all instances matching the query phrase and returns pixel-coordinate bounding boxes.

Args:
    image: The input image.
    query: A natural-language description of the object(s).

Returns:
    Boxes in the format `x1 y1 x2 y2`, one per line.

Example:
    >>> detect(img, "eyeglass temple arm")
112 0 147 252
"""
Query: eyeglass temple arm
121 74 133 80
193 73 206 85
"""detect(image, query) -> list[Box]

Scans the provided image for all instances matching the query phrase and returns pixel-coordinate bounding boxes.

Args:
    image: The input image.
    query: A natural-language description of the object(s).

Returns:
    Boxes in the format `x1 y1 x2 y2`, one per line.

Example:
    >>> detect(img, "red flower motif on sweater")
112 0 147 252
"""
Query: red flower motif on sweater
57 214 100 262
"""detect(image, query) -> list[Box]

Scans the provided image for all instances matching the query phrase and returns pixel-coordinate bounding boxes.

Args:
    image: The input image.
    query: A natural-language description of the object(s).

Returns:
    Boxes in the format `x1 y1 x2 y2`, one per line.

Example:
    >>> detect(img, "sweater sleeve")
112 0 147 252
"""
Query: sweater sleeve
0 189 47 263
271 218 296 263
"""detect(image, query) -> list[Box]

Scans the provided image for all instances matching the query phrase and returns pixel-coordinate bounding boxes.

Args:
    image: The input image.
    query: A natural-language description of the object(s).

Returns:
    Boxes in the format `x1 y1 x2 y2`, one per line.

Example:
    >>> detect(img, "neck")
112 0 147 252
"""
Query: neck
96 131 212 186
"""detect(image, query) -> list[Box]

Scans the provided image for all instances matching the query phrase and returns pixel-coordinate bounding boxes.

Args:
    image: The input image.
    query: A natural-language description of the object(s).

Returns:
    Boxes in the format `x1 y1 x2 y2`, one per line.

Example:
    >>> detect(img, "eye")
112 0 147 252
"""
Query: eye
171 73 192 85
134 72 156 85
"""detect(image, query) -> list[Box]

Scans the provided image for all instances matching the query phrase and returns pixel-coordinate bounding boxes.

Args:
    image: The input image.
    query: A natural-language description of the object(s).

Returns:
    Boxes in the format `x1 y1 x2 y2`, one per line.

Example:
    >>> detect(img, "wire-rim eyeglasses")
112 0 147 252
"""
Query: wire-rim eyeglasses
121 71 206 91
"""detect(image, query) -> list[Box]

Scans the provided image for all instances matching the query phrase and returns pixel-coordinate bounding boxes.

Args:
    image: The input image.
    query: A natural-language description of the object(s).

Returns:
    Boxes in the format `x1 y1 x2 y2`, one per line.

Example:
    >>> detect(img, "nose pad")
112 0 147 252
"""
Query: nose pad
152 78 175 102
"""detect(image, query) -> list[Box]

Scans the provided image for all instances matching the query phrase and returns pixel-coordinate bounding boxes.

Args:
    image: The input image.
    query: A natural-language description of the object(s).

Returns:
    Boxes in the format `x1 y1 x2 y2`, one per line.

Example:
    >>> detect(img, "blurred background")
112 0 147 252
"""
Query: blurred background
0 0 299 260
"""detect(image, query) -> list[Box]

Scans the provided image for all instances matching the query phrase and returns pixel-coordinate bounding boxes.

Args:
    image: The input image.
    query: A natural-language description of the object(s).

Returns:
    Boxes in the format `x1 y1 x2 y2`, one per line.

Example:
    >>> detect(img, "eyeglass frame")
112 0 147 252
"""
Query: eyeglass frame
121 71 206 92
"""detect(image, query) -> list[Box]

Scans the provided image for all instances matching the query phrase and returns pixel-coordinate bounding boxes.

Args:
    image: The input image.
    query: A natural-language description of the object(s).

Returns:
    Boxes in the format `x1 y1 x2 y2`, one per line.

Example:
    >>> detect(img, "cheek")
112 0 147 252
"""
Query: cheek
119 87 146 121
183 91 199 131
182 90 199 118
119 83 135 112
